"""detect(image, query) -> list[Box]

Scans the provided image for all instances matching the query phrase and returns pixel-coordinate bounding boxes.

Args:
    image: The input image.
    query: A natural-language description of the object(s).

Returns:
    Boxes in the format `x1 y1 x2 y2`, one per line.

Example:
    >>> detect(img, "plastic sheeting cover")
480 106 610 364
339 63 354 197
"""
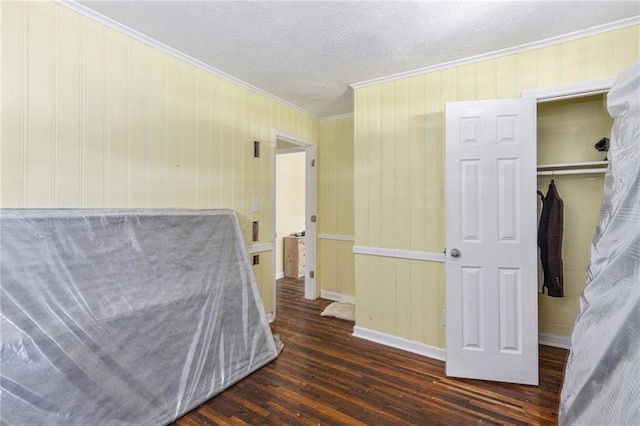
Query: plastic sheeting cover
559 62 640 424
0 209 281 425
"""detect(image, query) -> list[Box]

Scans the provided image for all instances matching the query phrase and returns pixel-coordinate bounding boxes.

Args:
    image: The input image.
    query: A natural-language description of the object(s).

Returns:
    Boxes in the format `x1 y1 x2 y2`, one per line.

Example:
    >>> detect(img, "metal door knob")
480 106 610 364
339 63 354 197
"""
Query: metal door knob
450 248 461 258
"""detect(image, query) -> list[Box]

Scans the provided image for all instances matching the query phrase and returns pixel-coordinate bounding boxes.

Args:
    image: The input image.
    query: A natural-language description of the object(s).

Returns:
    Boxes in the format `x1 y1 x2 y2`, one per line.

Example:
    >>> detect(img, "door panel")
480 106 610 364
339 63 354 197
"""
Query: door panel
445 98 538 385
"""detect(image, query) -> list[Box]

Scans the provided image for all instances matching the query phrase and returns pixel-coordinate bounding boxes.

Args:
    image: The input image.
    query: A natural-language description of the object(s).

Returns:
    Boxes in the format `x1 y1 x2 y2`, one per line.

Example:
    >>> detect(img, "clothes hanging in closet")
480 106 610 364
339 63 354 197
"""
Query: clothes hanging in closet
537 193 544 293
537 180 564 297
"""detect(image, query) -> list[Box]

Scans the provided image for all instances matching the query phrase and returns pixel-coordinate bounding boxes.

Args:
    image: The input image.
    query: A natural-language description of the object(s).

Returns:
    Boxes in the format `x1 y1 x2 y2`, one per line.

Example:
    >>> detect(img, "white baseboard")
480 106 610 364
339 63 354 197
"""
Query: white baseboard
352 326 446 362
275 272 284 279
539 332 571 350
266 312 275 323
320 290 356 304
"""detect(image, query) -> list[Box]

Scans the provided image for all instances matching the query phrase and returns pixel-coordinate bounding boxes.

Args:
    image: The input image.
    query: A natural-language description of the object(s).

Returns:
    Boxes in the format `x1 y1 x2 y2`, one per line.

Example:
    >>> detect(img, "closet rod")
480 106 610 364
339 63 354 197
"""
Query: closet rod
537 168 607 176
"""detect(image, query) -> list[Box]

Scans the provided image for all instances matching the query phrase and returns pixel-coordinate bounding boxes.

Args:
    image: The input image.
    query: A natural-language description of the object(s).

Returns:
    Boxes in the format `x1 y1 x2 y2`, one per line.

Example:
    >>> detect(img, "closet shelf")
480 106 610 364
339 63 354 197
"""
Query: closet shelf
537 161 608 169
537 160 608 176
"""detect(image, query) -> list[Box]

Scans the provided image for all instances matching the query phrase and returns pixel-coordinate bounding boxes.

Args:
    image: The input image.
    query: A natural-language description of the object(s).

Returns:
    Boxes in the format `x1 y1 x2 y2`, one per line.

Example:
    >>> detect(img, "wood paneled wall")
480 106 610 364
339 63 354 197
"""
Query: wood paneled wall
318 116 355 298
353 26 639 349
1 1 320 315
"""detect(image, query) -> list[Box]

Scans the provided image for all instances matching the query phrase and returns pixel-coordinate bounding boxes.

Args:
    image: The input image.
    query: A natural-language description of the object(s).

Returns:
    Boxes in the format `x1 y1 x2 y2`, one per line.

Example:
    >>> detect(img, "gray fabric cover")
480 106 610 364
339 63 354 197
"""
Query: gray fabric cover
0 209 280 425
559 61 640 424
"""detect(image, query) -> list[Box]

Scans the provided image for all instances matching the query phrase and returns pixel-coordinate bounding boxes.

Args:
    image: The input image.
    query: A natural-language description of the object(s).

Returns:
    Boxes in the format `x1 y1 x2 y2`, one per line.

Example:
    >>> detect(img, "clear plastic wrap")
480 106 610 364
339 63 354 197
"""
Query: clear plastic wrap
0 209 281 425
559 61 640 424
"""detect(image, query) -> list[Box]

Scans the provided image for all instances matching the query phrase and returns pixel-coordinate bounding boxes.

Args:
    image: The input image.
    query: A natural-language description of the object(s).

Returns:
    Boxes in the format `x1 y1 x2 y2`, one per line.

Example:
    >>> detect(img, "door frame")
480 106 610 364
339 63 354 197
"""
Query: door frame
271 129 317 320
521 77 615 103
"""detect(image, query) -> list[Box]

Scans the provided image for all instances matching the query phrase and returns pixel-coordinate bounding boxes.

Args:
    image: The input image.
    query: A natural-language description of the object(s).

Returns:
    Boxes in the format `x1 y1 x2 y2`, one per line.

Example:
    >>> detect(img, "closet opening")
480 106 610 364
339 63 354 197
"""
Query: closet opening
533 90 613 349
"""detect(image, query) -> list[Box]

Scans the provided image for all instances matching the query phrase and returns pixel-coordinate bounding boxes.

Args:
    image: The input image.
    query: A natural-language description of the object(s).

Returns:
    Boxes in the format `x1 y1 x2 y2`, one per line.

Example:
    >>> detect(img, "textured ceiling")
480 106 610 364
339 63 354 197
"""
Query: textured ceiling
75 1 639 118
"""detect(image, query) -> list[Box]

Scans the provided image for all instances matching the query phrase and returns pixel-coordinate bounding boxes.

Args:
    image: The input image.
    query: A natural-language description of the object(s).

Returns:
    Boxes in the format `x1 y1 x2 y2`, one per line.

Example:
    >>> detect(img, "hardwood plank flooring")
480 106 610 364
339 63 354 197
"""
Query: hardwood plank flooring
173 277 568 425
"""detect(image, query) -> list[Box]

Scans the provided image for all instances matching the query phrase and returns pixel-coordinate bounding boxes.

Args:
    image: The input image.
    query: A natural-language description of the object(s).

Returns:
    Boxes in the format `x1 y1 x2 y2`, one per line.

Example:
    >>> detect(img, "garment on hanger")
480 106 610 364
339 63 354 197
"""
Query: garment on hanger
537 191 545 293
537 180 564 297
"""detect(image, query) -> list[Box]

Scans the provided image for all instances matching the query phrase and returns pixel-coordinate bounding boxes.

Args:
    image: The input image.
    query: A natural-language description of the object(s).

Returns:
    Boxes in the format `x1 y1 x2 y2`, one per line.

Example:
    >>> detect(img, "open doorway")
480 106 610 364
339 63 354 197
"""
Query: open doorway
271 130 317 320
275 150 305 280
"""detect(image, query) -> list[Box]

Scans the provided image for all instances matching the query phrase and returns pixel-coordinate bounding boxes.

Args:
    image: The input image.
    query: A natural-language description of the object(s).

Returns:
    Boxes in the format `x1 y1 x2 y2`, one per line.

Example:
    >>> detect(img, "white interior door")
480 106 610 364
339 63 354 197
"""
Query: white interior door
445 98 538 385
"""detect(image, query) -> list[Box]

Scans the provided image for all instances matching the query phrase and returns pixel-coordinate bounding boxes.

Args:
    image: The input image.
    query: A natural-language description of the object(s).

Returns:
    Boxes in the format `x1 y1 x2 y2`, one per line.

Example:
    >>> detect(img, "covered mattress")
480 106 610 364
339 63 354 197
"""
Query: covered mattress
0 209 281 425
559 62 640 424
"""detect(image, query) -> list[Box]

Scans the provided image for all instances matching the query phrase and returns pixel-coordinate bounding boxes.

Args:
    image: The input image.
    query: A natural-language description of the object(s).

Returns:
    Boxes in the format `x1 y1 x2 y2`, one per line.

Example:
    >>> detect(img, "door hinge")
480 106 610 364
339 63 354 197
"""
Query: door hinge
311 159 316 167
311 215 316 223
310 271 315 278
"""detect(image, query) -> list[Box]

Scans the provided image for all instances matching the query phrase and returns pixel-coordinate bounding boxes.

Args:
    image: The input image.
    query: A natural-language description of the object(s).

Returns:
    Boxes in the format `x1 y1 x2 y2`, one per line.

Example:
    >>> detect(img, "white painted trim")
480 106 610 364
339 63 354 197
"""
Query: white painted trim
275 146 305 155
353 245 446 263
249 242 273 254
272 129 318 309
320 112 354 122
272 129 316 149
353 326 446 362
351 16 639 89
55 0 317 120
318 233 355 242
539 332 572 350
320 290 356 304
522 78 615 102
267 313 275 323
275 271 284 280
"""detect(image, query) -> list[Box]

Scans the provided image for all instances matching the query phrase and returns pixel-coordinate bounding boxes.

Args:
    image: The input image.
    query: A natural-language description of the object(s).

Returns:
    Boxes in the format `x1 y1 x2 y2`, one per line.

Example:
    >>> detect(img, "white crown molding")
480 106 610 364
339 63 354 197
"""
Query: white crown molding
319 233 355 242
353 326 446 362
539 332 571 350
351 16 640 90
320 112 354 122
353 245 445 263
320 290 356 304
522 77 615 102
55 0 317 120
249 242 273 254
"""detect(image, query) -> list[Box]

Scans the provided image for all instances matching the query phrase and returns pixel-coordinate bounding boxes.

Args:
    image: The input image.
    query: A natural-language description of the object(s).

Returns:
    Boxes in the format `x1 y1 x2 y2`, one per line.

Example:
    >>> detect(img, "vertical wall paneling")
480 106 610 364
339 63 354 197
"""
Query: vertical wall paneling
1 2 24 206
393 79 411 335
496 55 517 98
367 86 382 248
585 32 612 80
27 2 54 207
84 19 106 207
181 65 197 208
559 38 586 84
424 71 443 252
536 45 560 89
458 63 477 100
165 58 181 206
54 6 82 207
476 60 496 100
1 1 319 315
318 116 355 298
353 25 639 350
128 39 148 207
515 50 538 95
612 27 639 71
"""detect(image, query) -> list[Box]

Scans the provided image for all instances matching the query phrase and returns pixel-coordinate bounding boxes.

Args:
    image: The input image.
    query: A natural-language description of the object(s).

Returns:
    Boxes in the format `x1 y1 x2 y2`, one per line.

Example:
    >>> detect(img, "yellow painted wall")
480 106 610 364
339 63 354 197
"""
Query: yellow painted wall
275 151 306 277
1 1 319 315
353 25 639 349
318 116 355 298
537 95 612 336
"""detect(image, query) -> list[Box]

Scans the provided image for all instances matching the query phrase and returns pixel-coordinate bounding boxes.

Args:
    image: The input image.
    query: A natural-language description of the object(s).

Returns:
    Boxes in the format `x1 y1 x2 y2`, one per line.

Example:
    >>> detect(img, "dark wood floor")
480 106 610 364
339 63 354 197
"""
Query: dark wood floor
173 277 568 425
